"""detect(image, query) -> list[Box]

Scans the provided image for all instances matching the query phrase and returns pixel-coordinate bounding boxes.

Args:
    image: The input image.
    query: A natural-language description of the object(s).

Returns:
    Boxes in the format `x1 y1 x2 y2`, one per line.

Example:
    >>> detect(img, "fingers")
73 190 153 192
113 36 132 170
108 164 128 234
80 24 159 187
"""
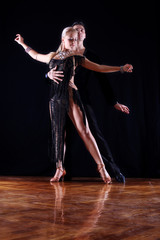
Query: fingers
121 105 130 114
115 104 130 114
50 73 64 82
49 67 64 77
123 64 133 73
128 65 133 72
125 64 133 72
52 75 65 84
52 79 60 84
15 37 20 42
48 71 64 84
14 34 22 42
14 34 19 41
55 76 64 81
55 72 64 77
48 68 64 83
123 108 130 114
53 70 64 76
54 76 64 82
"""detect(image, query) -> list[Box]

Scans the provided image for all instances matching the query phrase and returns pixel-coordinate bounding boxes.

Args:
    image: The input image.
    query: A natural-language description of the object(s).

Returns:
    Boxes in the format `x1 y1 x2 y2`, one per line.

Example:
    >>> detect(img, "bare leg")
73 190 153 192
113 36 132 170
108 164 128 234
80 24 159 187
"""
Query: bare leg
68 96 111 183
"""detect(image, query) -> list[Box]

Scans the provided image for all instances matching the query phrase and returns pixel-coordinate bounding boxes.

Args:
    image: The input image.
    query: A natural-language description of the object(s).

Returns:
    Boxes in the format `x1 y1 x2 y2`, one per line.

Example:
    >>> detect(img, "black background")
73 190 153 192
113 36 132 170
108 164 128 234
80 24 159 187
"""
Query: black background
1 0 160 178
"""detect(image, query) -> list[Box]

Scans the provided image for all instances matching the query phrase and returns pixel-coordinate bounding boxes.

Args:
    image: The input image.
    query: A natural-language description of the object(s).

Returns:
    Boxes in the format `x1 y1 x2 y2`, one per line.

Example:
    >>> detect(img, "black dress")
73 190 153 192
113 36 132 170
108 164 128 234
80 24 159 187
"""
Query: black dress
48 55 86 167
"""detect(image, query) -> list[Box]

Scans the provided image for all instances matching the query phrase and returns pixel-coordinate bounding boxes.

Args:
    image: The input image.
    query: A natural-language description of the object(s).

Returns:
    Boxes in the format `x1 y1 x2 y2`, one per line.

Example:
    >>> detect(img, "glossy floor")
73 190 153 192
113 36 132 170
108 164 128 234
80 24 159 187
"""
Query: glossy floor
0 177 160 240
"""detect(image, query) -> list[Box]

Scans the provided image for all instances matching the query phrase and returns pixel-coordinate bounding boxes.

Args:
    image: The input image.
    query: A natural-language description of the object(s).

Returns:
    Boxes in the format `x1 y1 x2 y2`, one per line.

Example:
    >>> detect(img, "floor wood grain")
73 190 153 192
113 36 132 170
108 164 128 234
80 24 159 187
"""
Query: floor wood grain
0 177 160 240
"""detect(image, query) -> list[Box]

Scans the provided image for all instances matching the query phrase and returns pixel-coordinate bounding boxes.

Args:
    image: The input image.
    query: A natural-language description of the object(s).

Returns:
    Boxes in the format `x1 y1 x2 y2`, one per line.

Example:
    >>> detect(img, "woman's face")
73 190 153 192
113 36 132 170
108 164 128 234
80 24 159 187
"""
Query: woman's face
62 32 78 51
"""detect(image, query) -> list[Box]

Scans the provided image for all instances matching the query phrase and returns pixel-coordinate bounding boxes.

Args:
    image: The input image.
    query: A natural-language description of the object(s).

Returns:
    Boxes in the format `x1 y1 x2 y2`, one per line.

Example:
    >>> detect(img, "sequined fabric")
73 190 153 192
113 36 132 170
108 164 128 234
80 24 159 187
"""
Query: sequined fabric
48 55 85 164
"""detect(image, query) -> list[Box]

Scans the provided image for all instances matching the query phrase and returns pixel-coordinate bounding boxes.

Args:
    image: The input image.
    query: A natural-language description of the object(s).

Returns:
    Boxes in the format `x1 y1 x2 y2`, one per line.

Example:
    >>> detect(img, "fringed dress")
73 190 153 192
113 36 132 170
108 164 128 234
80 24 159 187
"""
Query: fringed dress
48 55 86 166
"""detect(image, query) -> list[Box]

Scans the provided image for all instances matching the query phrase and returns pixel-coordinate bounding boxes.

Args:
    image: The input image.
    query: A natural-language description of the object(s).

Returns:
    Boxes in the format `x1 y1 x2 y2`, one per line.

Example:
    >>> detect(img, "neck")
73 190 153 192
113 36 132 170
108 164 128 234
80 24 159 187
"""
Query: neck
77 40 85 51
63 48 71 52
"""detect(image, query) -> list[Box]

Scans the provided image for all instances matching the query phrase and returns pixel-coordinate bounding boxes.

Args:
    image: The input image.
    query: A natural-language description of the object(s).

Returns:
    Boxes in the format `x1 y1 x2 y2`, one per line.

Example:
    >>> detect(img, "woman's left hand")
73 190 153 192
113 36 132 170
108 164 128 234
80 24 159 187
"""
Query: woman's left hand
122 64 133 72
14 34 24 45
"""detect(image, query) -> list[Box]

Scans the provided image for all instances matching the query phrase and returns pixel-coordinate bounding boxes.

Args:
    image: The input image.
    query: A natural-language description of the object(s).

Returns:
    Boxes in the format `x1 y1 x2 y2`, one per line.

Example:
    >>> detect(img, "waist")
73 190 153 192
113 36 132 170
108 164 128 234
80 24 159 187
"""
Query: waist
69 76 77 90
69 81 77 90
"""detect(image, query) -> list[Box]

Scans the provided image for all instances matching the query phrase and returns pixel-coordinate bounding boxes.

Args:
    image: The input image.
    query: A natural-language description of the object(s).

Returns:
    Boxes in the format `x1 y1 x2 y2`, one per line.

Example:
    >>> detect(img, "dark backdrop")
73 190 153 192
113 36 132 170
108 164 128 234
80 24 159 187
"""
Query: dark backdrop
1 0 159 177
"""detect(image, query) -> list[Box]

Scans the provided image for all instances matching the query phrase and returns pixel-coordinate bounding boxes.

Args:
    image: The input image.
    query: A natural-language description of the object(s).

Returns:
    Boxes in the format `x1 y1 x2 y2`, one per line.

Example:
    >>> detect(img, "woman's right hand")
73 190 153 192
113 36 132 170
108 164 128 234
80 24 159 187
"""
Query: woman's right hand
14 34 24 45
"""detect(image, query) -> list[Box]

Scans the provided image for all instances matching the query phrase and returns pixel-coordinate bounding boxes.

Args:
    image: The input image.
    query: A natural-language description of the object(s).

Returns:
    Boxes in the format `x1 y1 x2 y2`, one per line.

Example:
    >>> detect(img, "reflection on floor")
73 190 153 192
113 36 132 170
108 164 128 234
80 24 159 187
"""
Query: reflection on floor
0 177 160 240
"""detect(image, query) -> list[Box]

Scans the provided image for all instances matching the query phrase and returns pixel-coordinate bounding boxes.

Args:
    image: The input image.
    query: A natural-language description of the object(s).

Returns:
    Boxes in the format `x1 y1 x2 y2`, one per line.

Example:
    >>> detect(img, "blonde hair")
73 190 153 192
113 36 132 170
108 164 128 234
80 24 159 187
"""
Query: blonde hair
56 26 77 53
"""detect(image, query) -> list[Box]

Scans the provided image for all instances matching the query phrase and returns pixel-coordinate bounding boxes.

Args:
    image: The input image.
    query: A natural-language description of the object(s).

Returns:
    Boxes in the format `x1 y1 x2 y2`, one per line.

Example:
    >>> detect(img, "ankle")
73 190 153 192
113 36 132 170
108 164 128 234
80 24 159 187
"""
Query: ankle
56 161 63 170
56 166 64 172
97 164 105 171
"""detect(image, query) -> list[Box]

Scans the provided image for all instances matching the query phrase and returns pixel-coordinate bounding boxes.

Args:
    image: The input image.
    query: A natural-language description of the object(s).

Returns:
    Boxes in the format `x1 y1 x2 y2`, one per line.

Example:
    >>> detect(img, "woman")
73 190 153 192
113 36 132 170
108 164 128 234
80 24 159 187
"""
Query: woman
15 27 133 183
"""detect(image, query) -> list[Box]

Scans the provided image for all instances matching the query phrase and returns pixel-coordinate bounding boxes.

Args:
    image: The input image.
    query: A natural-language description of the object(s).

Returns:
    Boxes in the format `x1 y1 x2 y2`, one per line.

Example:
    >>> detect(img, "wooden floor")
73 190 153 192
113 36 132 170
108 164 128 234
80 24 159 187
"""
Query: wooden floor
0 177 160 240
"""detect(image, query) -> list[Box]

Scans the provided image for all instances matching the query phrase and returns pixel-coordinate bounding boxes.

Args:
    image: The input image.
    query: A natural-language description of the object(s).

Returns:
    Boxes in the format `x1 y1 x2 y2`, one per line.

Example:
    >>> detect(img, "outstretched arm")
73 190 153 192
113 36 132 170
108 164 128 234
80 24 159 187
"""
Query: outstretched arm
82 57 133 73
14 34 55 64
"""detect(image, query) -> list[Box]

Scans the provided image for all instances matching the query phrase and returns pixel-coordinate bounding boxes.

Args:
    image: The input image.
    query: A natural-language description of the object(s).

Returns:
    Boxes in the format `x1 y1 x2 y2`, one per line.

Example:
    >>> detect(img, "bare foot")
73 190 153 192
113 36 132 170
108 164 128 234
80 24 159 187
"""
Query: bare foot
97 164 112 184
